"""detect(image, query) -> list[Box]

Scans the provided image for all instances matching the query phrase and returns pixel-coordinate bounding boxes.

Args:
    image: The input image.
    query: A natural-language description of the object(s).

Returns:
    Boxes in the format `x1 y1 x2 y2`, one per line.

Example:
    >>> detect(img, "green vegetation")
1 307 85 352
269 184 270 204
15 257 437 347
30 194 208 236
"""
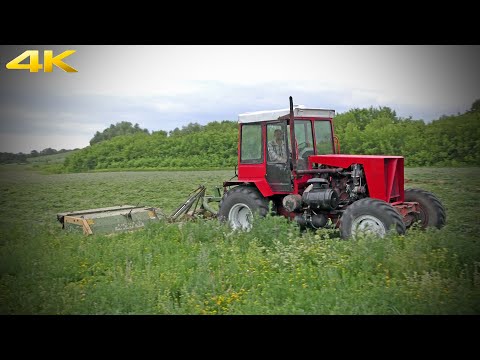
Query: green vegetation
27 151 78 165
62 103 480 173
0 167 478 314
90 121 149 145
0 152 28 164
64 121 238 172
0 148 75 166
22 151 79 174
0 122 146 166
3 102 479 172
333 106 480 166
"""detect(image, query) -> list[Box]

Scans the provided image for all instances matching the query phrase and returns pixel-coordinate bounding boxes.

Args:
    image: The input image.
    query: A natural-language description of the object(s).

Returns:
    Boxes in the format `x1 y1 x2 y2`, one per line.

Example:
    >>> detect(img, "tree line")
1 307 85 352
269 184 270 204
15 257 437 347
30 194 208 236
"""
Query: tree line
63 101 480 172
0 148 75 165
90 121 149 145
333 104 480 166
64 121 238 171
0 120 146 165
3 103 478 170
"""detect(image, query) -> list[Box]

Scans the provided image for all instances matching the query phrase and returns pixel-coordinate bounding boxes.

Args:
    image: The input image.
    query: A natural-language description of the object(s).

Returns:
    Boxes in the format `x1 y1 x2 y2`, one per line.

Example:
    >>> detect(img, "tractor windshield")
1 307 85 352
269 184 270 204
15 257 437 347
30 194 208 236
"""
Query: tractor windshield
293 120 314 159
314 120 334 154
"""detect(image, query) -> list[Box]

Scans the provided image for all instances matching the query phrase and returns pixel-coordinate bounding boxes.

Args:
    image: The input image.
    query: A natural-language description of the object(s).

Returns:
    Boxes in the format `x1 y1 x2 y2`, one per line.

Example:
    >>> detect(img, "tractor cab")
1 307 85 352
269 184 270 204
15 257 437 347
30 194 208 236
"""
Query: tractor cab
234 105 337 195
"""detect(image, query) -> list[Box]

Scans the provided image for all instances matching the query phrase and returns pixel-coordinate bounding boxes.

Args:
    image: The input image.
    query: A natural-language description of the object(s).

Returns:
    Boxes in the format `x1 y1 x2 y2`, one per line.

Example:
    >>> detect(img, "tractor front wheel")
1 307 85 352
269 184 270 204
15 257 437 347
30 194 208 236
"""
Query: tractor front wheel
218 186 269 231
340 198 406 239
404 189 446 229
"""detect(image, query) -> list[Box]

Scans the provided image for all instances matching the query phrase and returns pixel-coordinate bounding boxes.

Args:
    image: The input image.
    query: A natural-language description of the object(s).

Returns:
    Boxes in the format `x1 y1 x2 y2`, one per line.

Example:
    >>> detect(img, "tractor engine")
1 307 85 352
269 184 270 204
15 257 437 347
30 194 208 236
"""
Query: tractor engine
330 163 367 204
282 164 368 229
302 178 339 210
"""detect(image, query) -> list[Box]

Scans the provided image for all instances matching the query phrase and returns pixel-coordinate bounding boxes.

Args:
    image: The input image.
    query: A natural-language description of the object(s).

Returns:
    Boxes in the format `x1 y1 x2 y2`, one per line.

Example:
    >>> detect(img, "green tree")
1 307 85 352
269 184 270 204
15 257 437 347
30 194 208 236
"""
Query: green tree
90 122 150 145
40 148 57 156
64 108 480 172
470 99 480 113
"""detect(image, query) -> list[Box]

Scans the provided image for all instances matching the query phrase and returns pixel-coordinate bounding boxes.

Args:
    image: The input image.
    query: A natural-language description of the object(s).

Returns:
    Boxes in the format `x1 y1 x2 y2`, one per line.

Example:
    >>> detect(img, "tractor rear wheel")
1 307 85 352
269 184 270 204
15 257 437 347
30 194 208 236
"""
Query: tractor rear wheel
218 186 269 231
340 198 406 239
404 189 446 229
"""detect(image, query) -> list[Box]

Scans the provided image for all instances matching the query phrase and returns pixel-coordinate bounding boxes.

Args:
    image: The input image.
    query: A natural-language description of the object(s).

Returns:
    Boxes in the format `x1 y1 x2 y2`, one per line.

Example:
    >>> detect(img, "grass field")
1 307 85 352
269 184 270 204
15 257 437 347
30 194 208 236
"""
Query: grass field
26 151 76 165
20 151 79 174
0 167 479 314
27 150 78 165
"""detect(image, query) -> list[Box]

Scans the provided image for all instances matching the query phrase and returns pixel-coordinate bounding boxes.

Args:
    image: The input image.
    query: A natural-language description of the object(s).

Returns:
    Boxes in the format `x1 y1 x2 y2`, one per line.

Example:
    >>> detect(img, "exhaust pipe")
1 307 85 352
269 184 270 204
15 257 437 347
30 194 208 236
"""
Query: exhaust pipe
289 96 297 174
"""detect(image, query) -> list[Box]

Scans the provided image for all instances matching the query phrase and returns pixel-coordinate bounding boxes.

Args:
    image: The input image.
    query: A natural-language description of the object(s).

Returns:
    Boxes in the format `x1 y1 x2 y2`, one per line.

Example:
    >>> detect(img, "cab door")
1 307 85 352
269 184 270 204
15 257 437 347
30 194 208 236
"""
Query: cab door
265 121 292 192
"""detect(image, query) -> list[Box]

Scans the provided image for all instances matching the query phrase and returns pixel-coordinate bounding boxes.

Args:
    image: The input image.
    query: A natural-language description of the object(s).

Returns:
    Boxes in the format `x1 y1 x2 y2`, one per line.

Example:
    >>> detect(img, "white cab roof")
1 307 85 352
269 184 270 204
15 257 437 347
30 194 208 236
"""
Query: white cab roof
238 105 335 123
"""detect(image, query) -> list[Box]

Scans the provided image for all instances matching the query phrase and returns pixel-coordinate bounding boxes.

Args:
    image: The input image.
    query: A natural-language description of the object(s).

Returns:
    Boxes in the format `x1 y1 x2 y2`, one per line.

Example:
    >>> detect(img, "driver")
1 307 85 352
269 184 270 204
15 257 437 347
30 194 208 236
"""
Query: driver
268 129 288 162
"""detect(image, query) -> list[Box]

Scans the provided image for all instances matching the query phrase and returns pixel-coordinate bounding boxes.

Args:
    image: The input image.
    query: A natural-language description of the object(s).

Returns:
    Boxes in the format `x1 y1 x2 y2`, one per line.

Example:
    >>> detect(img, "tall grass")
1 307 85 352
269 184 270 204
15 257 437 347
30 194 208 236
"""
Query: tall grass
0 167 479 314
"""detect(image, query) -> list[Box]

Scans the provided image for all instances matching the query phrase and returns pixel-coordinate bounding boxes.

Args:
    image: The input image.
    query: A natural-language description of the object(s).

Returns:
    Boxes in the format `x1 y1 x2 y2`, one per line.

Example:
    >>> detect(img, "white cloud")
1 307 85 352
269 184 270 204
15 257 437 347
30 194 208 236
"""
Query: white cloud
67 46 480 101
0 134 89 153
1 45 479 153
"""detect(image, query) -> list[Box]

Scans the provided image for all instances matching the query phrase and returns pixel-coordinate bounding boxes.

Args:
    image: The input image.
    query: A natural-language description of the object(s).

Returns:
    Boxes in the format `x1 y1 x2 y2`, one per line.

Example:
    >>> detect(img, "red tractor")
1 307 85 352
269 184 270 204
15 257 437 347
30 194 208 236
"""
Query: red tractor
218 97 446 238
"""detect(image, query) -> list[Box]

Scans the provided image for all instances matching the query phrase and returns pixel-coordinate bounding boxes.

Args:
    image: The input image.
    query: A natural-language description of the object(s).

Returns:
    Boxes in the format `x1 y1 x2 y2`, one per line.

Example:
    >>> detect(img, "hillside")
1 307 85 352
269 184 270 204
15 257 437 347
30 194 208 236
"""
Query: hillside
27 151 79 165
64 121 238 172
62 107 480 173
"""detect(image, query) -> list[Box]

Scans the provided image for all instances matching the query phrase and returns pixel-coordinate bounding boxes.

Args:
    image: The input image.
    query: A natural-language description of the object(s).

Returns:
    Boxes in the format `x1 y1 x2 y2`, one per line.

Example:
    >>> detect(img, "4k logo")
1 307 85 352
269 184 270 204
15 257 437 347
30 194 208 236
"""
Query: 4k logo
5 50 77 73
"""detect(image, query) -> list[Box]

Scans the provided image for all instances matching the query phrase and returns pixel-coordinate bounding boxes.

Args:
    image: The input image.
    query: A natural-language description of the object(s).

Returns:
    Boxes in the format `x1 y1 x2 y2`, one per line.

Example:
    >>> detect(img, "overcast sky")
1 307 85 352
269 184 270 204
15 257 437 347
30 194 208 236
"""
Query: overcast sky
0 45 479 153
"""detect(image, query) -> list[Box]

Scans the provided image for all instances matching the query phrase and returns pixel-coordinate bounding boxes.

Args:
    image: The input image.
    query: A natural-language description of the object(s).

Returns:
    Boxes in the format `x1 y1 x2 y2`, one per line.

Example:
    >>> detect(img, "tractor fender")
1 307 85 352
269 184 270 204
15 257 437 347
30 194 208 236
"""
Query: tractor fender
223 179 275 197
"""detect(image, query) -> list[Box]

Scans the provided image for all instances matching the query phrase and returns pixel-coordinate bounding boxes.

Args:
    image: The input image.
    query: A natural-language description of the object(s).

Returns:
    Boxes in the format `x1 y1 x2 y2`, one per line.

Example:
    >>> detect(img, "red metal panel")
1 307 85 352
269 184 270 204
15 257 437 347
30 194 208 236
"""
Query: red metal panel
238 123 266 182
251 179 274 197
238 163 265 180
226 177 275 197
309 155 404 203
396 158 405 202
237 124 275 197
385 158 397 202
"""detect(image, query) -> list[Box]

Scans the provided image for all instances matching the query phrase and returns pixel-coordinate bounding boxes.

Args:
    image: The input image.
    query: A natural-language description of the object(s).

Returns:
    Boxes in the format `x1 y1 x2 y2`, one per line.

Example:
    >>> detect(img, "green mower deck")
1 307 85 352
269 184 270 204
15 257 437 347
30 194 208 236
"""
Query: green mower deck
56 185 222 235
57 205 162 235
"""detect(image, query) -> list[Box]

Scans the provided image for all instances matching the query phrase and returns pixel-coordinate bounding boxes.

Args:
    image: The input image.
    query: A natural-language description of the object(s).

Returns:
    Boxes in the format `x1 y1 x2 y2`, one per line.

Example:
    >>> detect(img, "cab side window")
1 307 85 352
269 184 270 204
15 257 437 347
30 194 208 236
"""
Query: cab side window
240 124 263 163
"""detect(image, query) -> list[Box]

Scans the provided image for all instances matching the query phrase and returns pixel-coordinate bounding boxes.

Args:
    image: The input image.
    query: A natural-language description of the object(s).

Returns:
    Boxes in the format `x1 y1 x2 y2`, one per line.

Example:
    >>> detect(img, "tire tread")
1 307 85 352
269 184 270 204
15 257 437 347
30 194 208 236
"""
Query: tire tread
340 198 406 239
405 188 446 228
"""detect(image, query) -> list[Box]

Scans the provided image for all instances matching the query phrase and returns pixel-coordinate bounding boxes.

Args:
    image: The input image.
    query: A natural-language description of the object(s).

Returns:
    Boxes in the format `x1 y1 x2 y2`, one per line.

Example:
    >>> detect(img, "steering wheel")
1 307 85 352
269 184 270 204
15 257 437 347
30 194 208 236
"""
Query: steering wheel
298 141 314 157
297 141 309 152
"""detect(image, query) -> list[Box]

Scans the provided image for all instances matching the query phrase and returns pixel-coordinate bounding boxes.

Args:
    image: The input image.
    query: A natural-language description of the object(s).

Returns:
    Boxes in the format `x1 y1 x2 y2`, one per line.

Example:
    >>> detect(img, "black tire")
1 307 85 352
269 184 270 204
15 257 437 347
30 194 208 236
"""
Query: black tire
218 186 269 230
340 198 406 239
404 188 446 229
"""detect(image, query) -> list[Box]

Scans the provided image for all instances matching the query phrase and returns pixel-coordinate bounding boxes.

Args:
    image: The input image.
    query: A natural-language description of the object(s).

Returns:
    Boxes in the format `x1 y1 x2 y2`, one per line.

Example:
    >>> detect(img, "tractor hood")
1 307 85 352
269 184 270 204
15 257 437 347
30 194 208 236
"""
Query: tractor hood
308 154 405 203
